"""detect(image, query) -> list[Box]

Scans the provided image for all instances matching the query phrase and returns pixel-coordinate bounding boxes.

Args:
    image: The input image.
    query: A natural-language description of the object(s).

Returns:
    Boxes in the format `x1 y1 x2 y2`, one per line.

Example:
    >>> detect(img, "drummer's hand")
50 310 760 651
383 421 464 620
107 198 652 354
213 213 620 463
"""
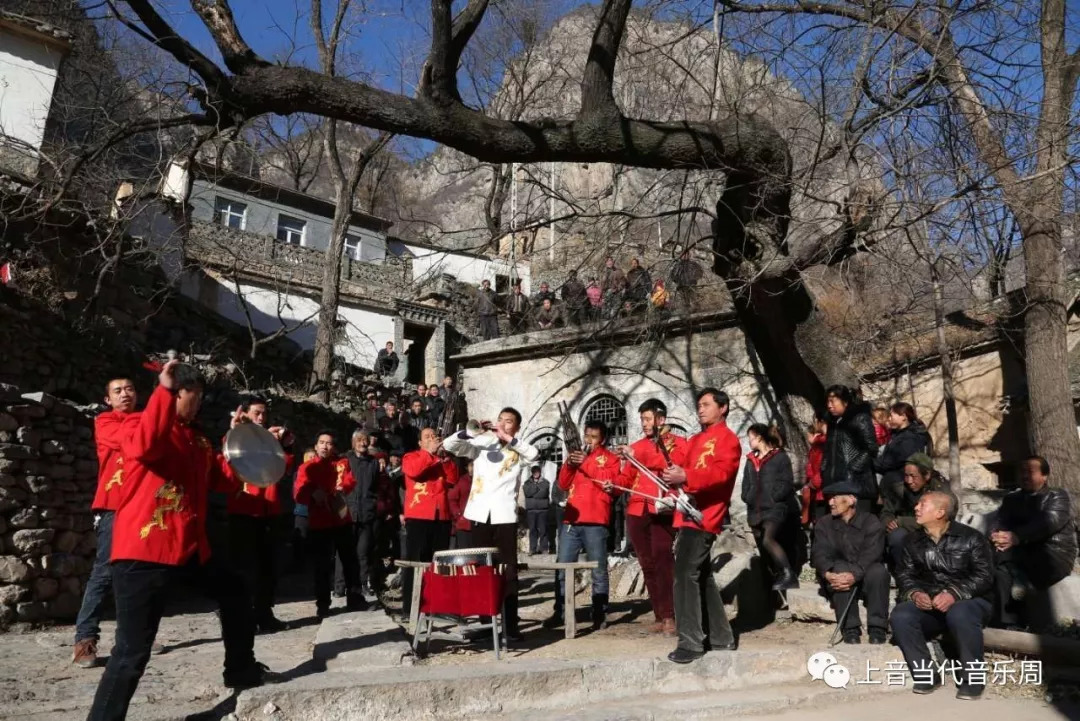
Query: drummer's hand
268 426 285 441
663 465 687 486
601 480 615 493
568 450 586 466
229 405 246 429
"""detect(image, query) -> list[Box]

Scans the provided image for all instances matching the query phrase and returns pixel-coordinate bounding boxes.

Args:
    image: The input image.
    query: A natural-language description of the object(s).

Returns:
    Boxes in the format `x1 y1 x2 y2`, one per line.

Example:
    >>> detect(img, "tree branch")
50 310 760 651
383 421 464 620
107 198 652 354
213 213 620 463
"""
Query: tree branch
421 0 491 103
189 0 267 73
580 0 634 116
118 0 228 88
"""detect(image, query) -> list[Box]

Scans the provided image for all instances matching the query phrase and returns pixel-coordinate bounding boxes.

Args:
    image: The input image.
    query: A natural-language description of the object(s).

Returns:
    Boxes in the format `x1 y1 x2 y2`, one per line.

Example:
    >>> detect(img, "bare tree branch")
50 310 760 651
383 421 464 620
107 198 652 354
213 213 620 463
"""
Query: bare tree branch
580 0 634 116
189 0 267 73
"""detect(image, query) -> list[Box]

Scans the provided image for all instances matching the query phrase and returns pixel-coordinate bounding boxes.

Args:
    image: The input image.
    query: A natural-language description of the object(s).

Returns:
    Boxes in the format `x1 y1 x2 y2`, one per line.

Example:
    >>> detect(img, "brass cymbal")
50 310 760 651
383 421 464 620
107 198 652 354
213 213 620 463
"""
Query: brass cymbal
222 422 286 489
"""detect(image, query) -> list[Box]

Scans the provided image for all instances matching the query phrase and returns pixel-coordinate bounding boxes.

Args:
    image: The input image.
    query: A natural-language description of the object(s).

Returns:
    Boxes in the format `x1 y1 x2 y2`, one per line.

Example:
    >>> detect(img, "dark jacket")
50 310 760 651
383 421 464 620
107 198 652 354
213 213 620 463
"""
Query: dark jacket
996 485 1078 588
562 277 587 307
811 509 885 582
344 451 380 524
524 477 551 512
375 349 399 376
626 267 652 300
897 521 995 603
822 402 879 500
879 474 949 532
873 421 930 499
740 449 797 527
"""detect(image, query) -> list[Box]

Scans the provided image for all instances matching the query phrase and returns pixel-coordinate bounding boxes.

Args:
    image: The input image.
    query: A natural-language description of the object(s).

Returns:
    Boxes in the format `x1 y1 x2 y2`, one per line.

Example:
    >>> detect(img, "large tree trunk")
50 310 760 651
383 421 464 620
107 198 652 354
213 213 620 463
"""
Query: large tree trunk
310 205 350 400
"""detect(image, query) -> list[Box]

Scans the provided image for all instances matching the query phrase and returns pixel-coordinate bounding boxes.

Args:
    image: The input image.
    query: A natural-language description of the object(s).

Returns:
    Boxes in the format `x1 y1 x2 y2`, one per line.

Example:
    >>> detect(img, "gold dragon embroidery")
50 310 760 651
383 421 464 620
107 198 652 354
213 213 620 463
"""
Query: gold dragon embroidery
139 483 185 539
694 439 717 470
105 457 124 492
498 447 520 475
595 454 607 467
410 482 430 508
469 477 484 501
335 461 346 490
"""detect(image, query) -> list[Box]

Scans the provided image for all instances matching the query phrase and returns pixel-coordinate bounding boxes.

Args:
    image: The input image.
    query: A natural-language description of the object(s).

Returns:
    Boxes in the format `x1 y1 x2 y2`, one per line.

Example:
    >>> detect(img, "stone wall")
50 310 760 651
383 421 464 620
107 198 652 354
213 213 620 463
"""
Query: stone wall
0 386 96 626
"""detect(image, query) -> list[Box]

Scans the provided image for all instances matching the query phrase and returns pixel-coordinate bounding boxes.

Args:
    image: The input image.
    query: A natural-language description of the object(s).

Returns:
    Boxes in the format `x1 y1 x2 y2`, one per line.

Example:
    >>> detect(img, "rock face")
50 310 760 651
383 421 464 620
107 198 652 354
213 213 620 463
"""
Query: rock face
0 390 97 626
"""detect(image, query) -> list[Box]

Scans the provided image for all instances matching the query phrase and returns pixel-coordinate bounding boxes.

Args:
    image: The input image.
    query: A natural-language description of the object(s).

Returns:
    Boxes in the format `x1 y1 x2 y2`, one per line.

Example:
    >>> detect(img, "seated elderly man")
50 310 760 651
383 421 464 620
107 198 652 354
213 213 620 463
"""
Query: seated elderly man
810 482 889 644
990 455 1077 627
879 453 949 569
890 491 994 700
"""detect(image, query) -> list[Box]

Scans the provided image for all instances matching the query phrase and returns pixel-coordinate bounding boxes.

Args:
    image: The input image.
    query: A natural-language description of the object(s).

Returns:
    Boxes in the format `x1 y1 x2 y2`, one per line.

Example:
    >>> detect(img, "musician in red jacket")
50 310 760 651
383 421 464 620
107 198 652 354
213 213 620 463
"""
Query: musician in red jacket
400 427 459 617
222 396 295 634
293 430 364 618
87 361 268 721
661 388 742 664
72 376 141 668
546 420 620 631
615 399 688 636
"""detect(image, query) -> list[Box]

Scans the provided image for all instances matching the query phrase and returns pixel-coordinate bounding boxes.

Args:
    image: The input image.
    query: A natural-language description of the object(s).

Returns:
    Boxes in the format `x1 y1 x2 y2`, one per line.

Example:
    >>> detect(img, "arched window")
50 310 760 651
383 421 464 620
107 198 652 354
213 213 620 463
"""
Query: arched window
530 432 564 466
583 395 628 448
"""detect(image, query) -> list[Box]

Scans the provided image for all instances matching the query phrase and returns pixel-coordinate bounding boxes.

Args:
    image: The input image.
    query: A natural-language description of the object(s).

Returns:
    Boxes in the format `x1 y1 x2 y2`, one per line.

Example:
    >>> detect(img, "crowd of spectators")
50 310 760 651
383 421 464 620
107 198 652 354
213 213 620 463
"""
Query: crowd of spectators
474 253 703 340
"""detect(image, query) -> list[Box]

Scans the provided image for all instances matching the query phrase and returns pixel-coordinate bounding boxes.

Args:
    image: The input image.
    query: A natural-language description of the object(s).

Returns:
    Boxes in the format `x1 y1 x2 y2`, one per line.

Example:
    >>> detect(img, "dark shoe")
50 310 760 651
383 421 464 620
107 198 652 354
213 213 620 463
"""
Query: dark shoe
771 569 799 591
257 616 289 634
72 638 98 668
842 630 861 644
506 628 524 643
223 662 270 689
913 679 941 695
316 606 331 620
956 684 985 701
346 596 369 612
542 613 564 629
868 629 887 645
710 639 738 651
591 594 608 631
668 648 706 664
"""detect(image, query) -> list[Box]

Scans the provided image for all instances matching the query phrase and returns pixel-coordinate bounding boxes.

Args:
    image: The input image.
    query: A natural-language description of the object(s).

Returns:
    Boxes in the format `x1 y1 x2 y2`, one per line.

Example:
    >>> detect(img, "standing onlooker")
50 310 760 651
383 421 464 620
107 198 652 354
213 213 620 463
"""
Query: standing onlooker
741 424 800 590
801 417 828 526
821 385 879 513
375 341 399 380
337 431 381 597
550 467 567 553
872 407 892 448
586 277 602 321
601 257 626 317
438 375 455 399
476 279 500 340
447 460 474 549
873 402 930 514
523 466 550 554
426 384 445 423
507 283 531 333
671 249 702 312
625 258 651 309
561 269 588 324
534 281 557 306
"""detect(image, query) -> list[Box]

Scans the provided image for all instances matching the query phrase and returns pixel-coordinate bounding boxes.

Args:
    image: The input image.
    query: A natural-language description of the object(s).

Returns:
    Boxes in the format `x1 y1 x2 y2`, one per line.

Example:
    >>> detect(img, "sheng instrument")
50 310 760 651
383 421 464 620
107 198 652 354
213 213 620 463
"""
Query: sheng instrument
618 450 704 524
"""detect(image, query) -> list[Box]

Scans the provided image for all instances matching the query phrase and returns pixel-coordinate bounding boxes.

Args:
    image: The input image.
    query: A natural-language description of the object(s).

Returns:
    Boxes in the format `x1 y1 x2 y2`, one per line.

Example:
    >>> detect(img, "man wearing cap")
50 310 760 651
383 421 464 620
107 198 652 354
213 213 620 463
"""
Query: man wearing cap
879 453 948 568
810 481 890 644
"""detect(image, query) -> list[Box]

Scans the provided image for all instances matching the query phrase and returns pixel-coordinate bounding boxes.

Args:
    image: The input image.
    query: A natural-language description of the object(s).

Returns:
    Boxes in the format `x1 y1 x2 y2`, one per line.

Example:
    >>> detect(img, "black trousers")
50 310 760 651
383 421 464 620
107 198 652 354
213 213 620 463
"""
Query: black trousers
290 515 309 573
479 314 499 340
450 528 474 549
402 519 451 615
673 528 734 653
890 598 993 687
823 562 890 635
86 557 255 721
229 514 278 622
527 510 549 553
470 521 520 630
308 525 361 612
335 521 381 594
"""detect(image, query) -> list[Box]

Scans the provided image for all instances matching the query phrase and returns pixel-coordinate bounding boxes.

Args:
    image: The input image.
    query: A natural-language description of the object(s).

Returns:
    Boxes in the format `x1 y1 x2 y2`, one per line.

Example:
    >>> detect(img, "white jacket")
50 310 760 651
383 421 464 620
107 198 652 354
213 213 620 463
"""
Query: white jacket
442 430 539 524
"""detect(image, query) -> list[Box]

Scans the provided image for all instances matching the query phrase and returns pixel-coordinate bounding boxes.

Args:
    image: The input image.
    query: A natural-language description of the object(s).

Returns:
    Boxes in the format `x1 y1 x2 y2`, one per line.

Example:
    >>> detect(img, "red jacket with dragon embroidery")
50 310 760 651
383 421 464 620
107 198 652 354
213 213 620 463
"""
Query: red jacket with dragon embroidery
294 455 356 530
91 409 142 512
615 432 688 517
401 450 458 521
558 446 620 526
673 421 742 534
111 386 238 565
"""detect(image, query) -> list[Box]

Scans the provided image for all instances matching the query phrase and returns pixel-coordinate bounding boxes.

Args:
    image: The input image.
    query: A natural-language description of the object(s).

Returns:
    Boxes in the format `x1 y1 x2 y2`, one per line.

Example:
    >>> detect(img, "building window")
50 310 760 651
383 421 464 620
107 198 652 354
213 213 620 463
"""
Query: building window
214 197 247 230
582 395 628 448
277 215 306 246
530 432 564 467
344 234 362 260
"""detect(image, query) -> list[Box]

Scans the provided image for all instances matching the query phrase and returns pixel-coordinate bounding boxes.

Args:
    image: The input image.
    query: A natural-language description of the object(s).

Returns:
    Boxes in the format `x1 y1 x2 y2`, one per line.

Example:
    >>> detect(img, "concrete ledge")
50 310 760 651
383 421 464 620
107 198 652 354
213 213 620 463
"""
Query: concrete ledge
786 587 897 624
313 608 414 671
235 645 904 721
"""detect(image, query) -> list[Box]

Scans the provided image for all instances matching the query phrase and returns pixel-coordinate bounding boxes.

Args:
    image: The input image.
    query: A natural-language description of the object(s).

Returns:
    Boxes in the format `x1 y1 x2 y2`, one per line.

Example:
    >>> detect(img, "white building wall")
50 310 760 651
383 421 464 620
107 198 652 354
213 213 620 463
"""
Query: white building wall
0 29 63 155
179 270 396 370
404 243 531 294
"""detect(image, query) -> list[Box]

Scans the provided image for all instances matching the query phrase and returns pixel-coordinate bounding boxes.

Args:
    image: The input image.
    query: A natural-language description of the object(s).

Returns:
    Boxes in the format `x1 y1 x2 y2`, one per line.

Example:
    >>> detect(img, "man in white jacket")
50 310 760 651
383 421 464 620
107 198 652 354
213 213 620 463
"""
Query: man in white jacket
443 408 538 640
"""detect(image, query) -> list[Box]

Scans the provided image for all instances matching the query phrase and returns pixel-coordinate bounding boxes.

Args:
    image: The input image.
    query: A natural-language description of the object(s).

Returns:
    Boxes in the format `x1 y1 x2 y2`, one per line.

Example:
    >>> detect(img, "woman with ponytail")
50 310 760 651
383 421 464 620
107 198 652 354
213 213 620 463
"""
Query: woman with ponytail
741 423 799 590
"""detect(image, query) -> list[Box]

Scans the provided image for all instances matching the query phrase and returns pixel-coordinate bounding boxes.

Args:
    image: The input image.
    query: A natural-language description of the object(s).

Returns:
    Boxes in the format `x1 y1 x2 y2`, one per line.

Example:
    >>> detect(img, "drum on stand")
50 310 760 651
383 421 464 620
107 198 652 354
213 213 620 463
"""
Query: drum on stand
432 547 500 568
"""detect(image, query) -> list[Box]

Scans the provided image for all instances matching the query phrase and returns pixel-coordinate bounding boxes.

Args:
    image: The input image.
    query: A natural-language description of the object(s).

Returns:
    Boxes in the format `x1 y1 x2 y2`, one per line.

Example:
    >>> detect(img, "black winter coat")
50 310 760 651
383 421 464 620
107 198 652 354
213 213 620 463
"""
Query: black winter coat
740 449 797 527
523 478 551 511
997 486 1078 588
873 421 930 503
897 522 994 603
822 403 879 500
811 510 885 582
344 451 380 524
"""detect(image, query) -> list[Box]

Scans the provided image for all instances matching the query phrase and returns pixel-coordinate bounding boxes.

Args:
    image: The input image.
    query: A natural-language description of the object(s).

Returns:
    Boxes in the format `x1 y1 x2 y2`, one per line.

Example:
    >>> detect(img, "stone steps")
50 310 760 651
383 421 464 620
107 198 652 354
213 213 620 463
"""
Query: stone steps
234 645 904 721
